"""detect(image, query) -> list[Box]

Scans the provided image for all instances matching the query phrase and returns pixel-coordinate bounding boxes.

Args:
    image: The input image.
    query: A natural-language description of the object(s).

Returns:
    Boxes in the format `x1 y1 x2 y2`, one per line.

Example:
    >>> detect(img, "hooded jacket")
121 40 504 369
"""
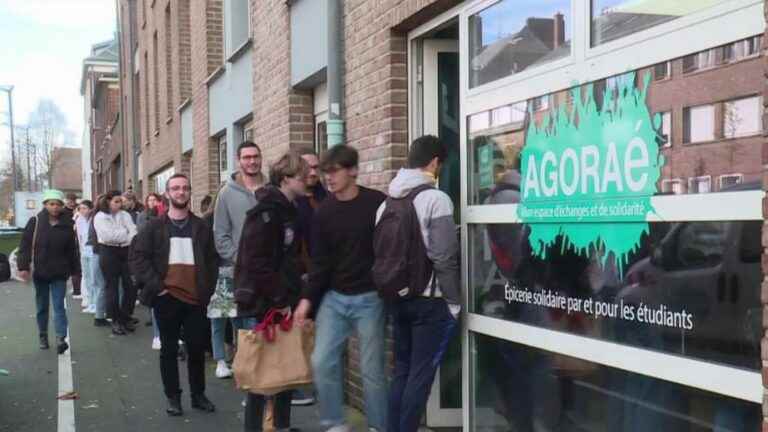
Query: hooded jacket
213 172 261 268
17 209 81 281
376 168 461 307
234 186 303 318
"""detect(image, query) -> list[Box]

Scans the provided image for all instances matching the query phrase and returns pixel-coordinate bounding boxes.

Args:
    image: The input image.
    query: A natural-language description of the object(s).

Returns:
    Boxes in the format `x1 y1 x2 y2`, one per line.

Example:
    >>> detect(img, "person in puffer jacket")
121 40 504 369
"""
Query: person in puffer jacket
17 189 81 355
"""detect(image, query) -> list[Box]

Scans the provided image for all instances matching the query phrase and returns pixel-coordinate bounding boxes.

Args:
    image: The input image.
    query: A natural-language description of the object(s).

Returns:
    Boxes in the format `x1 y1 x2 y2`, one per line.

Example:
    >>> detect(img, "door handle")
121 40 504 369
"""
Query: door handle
717 272 726 303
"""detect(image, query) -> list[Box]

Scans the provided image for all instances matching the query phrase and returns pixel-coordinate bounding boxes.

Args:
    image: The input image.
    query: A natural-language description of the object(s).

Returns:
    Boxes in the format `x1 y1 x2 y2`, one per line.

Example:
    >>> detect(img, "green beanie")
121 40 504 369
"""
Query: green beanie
42 189 65 205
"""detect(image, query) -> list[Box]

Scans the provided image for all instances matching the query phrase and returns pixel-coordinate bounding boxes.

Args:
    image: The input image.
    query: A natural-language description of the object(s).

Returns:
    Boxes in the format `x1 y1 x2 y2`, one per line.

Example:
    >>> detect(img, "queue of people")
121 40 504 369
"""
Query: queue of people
16 135 460 432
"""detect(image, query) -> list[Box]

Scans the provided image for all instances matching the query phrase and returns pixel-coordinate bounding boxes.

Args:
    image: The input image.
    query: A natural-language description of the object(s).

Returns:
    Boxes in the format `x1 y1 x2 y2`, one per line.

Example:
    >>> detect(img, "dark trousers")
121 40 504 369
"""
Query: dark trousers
154 294 207 398
388 298 458 432
71 273 81 295
244 391 292 432
99 246 136 325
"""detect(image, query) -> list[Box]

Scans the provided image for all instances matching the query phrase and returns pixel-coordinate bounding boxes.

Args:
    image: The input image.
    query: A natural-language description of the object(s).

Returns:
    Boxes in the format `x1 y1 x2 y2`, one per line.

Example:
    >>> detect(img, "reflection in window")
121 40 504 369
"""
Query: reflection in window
470 220 763 370
660 179 682 195
472 333 761 432
652 61 670 81
719 174 743 190
688 175 712 194
469 0 571 88
683 105 715 144
723 96 761 139
655 111 671 148
592 0 730 46
724 35 763 62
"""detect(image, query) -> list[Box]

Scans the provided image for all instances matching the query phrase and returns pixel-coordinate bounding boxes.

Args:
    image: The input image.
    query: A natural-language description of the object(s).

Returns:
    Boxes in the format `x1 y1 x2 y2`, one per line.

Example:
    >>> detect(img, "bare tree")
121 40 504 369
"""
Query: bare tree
27 99 71 190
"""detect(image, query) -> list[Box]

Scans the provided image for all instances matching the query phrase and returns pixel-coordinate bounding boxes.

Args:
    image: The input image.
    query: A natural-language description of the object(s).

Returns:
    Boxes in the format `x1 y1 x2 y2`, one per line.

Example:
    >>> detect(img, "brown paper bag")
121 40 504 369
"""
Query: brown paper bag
232 310 315 395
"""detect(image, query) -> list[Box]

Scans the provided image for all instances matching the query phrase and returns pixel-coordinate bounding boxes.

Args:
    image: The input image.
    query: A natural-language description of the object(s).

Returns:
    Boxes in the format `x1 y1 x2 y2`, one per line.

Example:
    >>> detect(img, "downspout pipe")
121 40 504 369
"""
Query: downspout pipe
326 0 344 147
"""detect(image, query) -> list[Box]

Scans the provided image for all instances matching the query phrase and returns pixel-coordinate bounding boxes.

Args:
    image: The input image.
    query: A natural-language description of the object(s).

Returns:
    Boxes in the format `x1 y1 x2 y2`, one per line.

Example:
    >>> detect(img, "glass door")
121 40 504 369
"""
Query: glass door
414 32 464 427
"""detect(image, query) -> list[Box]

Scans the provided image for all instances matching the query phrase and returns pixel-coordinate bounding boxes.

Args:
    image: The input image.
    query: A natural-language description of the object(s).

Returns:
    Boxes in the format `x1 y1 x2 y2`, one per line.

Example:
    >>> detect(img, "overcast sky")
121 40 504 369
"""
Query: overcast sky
0 0 116 157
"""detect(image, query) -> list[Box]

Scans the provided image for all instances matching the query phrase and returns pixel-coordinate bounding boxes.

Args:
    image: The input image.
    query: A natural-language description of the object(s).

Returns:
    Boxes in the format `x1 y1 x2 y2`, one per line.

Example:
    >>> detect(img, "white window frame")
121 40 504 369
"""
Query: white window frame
218 133 228 184
411 3 765 431
688 175 713 194
684 104 716 144
658 110 672 147
661 178 683 195
719 173 744 190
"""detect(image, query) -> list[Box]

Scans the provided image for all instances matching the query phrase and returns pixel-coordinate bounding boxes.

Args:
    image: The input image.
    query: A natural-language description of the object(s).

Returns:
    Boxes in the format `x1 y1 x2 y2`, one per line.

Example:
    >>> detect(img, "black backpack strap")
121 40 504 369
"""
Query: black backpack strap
406 183 437 297
405 183 434 201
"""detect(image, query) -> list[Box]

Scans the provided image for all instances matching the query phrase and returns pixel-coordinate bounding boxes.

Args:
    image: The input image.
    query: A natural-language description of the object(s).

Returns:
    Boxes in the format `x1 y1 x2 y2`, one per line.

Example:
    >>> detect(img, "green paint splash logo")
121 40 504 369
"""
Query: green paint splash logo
517 72 665 271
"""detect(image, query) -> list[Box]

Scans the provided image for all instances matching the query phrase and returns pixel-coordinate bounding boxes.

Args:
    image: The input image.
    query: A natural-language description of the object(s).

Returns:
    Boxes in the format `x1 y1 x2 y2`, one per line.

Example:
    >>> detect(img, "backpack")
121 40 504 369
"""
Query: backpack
0 253 10 282
373 184 434 301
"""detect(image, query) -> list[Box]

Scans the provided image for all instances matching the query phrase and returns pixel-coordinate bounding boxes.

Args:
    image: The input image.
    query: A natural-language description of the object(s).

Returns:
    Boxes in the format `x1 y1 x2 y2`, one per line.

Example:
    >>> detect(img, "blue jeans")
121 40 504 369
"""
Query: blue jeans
211 317 235 361
80 254 93 305
388 298 457 432
34 278 68 338
312 291 387 431
90 253 107 319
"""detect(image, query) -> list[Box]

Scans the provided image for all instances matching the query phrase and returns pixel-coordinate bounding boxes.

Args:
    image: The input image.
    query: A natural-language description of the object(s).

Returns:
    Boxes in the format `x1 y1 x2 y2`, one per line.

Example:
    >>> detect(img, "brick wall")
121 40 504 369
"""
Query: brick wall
336 0 461 411
251 0 314 166
135 0 185 196
342 0 460 193
189 0 223 208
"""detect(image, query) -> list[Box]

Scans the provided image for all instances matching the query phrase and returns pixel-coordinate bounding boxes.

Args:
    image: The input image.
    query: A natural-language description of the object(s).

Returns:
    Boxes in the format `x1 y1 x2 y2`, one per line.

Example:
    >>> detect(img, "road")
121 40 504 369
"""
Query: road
0 280 365 432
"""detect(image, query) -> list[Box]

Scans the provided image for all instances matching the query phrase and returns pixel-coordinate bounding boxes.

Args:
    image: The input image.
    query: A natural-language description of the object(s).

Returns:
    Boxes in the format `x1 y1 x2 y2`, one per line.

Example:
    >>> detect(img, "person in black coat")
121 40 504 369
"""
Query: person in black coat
17 189 81 354
234 151 308 432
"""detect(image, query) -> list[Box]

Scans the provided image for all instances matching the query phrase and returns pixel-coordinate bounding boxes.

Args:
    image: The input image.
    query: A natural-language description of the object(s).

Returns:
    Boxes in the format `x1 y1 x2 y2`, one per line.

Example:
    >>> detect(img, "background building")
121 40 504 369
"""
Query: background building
81 38 123 198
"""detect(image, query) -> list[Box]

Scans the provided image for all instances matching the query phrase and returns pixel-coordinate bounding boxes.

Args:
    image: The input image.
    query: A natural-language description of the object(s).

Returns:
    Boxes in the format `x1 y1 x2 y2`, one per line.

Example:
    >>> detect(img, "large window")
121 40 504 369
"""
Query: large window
472 333 761 431
468 0 571 88
723 96 761 139
683 105 715 144
447 2 766 430
470 220 762 370
591 0 731 46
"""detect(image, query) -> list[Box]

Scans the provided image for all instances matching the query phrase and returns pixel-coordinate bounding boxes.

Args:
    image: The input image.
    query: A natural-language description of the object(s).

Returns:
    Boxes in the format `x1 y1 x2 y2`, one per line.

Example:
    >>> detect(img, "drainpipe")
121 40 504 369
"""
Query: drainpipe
326 0 344 147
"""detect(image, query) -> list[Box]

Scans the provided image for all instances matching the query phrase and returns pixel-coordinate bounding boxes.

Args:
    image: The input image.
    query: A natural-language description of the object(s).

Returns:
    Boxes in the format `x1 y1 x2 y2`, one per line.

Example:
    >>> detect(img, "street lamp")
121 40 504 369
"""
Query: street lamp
0 85 17 226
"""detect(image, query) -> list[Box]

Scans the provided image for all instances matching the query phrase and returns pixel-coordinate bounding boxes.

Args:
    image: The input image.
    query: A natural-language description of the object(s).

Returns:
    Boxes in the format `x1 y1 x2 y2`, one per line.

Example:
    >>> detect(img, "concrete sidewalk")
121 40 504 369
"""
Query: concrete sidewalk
0 280 368 432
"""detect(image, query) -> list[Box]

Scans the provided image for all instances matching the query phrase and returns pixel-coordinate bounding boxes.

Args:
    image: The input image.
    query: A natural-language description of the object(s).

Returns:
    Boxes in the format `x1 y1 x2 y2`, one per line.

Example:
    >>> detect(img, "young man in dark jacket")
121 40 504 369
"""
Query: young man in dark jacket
234 151 308 432
131 173 219 417
294 145 388 432
17 189 81 354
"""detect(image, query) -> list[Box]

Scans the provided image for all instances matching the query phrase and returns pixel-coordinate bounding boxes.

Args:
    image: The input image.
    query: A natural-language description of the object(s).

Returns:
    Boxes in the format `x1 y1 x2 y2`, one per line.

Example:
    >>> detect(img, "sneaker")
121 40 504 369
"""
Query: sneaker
85 305 96 314
291 389 316 406
215 360 232 379
72 294 82 300
166 396 183 416
152 337 161 350
94 318 110 327
56 337 69 355
39 334 49 350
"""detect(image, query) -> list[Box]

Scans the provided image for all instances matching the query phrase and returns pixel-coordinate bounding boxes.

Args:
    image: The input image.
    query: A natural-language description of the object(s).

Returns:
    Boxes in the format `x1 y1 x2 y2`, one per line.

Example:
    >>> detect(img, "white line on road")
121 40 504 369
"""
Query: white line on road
58 296 75 432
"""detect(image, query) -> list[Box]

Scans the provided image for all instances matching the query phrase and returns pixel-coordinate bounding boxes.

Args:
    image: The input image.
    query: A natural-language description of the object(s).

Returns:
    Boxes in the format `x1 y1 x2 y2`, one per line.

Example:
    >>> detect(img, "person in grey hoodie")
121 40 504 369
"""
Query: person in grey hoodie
210 141 265 378
377 135 460 432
